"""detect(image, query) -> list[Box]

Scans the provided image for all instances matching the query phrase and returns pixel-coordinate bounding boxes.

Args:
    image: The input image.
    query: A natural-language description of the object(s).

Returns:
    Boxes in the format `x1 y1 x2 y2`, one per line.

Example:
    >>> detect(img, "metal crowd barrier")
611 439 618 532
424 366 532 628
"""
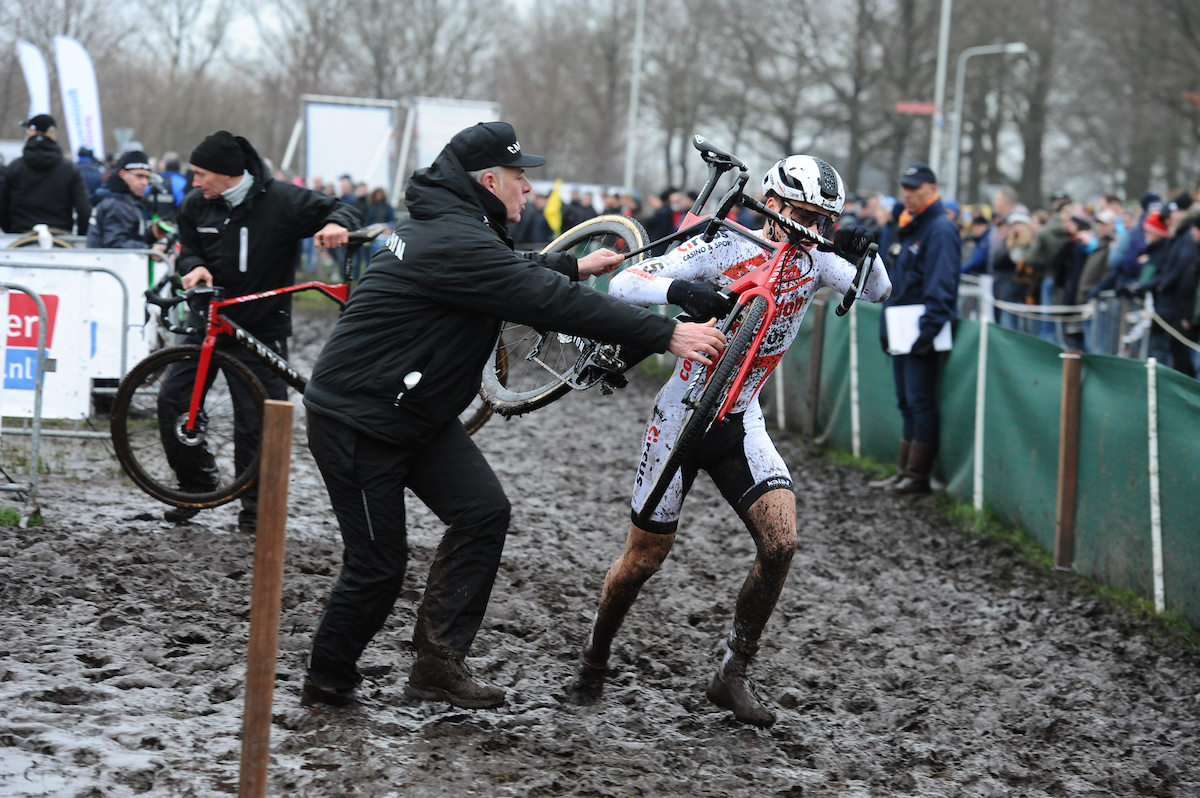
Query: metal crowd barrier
0 282 51 524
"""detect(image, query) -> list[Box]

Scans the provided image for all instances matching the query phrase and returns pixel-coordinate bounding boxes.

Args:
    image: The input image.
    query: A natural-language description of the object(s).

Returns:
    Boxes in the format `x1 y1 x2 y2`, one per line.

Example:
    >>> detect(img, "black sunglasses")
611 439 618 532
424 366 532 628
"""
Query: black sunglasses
781 201 836 233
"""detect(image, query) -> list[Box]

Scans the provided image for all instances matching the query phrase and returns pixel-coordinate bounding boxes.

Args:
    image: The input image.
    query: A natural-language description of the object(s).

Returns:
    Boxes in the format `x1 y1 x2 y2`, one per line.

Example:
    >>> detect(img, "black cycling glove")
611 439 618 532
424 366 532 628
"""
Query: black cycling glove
819 223 875 264
666 280 736 320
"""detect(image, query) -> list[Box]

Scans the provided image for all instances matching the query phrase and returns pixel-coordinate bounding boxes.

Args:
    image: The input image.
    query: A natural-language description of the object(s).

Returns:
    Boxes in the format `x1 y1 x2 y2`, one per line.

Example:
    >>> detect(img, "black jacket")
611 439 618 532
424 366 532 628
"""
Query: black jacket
0 135 91 234
304 146 676 447
1139 232 1199 324
176 136 361 340
86 173 149 249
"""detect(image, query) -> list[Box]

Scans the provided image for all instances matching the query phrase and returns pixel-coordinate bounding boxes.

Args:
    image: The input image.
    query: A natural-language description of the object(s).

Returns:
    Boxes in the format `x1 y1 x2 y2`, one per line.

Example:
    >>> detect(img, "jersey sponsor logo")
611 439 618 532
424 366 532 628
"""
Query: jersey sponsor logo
722 252 768 282
196 227 220 234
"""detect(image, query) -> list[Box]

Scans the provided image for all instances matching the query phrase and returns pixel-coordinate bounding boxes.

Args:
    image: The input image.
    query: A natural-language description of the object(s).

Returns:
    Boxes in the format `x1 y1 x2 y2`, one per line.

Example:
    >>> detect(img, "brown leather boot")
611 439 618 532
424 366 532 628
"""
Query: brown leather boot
893 441 936 494
870 440 910 488
405 654 505 709
706 649 776 727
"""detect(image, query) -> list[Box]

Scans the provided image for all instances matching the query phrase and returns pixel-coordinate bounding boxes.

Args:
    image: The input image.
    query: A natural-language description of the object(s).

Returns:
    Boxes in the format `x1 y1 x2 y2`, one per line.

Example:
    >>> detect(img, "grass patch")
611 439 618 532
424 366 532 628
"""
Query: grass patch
0 506 42 527
819 445 1198 647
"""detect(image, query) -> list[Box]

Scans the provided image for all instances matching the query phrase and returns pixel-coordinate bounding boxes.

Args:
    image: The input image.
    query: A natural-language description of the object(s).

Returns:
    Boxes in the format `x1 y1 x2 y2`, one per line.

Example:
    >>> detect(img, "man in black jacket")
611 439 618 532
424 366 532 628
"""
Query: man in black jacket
159 130 360 531
0 115 91 235
301 121 726 710
86 150 160 249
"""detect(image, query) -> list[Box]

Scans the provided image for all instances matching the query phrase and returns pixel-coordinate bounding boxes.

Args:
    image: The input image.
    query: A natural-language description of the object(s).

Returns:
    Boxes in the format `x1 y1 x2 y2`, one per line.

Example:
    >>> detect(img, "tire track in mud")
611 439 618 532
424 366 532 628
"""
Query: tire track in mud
0 305 1196 797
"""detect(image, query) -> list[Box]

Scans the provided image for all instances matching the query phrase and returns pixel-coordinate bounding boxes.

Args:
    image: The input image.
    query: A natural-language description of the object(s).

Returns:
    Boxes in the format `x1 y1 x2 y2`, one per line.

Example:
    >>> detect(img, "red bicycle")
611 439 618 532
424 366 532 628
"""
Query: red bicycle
479 136 877 525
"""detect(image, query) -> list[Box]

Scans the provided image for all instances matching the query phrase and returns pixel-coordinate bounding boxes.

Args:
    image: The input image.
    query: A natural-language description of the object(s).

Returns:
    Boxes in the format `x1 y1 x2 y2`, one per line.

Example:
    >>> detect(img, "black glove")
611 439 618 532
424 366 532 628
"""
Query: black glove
666 280 736 320
819 223 875 263
910 335 936 356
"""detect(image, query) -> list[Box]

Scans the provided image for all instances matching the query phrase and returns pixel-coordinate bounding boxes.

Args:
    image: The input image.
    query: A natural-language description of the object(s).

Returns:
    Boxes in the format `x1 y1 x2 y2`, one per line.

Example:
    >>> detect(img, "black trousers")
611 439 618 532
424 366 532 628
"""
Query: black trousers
157 331 289 507
892 350 941 445
305 411 511 693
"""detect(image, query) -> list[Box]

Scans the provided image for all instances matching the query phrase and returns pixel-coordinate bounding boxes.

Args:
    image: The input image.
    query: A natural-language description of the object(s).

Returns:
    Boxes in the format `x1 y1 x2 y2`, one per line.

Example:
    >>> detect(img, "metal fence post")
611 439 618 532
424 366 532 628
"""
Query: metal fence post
1146 358 1164 612
973 275 994 512
1054 351 1082 571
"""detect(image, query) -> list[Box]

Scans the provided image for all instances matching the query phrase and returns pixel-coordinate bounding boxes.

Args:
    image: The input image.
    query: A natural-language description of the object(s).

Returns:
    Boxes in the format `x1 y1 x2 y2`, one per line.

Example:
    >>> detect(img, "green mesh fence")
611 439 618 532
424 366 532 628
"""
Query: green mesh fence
776 304 1200 628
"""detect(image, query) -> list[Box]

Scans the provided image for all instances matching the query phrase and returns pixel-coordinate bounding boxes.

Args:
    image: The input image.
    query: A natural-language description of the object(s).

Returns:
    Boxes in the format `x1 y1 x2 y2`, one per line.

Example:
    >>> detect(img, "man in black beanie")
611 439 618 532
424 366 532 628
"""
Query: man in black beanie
159 130 361 532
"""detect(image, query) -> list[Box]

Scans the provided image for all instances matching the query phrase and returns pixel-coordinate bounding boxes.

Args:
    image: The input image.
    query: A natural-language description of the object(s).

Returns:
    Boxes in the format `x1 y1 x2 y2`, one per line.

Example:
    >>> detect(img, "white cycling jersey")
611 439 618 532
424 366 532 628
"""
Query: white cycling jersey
611 227 892 532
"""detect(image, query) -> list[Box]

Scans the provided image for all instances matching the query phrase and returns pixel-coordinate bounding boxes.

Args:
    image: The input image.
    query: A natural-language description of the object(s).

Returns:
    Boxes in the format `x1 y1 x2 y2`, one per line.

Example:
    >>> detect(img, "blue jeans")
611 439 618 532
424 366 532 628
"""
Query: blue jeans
1037 278 1061 345
893 351 941 445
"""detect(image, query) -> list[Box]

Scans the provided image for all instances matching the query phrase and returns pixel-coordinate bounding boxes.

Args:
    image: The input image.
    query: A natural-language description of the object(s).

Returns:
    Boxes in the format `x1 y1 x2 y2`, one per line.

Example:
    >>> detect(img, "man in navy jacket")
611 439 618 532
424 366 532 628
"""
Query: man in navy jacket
877 163 961 494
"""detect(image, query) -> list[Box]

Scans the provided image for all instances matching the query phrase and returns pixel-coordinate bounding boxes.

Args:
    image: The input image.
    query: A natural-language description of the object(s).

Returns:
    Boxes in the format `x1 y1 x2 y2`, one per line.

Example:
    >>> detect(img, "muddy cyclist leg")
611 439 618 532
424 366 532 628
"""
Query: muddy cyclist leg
582 524 675 669
707 487 797 728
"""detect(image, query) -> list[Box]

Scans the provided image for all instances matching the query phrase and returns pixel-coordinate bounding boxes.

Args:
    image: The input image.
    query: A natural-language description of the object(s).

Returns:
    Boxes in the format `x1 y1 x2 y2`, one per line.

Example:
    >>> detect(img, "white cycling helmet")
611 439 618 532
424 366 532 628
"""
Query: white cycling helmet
762 155 845 218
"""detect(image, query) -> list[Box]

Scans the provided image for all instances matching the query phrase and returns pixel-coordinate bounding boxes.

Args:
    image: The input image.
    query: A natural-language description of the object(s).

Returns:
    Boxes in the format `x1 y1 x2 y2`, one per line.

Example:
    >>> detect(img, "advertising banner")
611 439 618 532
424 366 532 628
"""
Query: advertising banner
52 36 105 161
412 98 502 171
16 41 51 119
305 102 394 190
0 250 153 418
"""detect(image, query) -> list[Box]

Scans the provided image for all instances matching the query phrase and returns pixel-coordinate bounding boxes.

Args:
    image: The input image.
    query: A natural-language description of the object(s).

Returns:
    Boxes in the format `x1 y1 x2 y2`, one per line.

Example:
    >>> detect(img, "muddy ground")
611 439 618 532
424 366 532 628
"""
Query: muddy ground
0 303 1197 798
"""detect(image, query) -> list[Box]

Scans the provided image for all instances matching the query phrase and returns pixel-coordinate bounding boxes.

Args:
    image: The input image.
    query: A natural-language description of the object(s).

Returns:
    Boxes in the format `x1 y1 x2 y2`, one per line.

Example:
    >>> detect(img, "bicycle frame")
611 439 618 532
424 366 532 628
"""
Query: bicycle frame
183 282 348 431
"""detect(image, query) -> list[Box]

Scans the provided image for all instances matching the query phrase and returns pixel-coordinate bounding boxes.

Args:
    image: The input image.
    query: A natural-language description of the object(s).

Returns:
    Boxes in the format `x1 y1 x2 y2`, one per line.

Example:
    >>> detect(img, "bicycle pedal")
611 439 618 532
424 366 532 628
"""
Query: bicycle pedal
600 381 614 395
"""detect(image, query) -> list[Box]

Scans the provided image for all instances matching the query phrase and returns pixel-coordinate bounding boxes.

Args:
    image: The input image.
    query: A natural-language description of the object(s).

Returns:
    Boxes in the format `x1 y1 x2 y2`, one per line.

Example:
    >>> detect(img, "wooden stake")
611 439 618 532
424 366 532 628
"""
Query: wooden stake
1054 353 1081 571
239 400 294 798
804 296 828 440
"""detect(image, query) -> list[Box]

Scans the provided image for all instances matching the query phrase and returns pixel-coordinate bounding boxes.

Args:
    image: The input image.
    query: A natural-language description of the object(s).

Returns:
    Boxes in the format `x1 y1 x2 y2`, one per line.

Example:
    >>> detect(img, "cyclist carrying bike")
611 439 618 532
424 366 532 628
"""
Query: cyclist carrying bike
573 156 892 727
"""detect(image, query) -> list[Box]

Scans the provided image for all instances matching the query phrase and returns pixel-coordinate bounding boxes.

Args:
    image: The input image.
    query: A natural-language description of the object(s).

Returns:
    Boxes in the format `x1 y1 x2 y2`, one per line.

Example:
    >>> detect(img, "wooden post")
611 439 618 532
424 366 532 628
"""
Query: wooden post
1053 353 1081 572
239 400 294 798
804 296 828 441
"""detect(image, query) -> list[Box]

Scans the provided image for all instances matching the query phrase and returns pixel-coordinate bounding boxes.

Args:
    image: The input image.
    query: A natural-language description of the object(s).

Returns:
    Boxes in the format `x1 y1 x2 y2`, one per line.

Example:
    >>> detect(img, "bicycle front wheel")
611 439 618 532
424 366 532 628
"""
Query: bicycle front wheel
111 345 267 508
634 296 768 527
480 215 648 416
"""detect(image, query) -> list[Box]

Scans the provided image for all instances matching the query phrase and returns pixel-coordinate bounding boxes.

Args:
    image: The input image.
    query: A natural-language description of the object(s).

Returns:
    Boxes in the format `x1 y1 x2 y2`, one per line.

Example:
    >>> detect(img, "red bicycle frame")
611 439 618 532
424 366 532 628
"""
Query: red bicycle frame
183 282 349 431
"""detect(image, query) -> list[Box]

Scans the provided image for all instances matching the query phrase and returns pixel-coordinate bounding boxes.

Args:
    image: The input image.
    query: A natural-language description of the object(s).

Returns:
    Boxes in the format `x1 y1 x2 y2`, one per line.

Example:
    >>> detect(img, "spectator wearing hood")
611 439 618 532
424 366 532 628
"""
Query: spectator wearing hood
87 150 163 249
0 114 91 235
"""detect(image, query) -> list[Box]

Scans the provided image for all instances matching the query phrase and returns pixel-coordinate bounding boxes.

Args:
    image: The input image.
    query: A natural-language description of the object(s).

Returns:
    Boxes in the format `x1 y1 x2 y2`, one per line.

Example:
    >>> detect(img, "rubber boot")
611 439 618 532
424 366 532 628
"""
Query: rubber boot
893 441 936 494
405 654 505 709
870 440 910 488
706 647 776 728
163 505 201 523
238 496 258 535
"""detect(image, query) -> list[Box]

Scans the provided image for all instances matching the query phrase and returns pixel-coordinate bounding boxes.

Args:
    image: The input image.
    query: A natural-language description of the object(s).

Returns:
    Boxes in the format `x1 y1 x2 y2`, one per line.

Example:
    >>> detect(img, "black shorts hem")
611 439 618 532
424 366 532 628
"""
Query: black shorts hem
630 509 678 536
735 475 794 519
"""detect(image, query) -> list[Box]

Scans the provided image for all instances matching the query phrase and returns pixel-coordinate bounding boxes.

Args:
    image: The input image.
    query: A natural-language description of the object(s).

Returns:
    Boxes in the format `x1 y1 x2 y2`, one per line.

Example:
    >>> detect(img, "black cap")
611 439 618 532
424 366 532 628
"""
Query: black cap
1170 191 1193 212
19 114 56 133
190 130 245 176
899 162 936 187
118 150 152 172
450 122 546 171
77 147 94 159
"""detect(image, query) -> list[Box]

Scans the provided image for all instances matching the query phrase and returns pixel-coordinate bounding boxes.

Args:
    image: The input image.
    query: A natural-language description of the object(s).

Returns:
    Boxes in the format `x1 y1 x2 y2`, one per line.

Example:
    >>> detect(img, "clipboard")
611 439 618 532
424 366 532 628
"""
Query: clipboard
884 304 953 355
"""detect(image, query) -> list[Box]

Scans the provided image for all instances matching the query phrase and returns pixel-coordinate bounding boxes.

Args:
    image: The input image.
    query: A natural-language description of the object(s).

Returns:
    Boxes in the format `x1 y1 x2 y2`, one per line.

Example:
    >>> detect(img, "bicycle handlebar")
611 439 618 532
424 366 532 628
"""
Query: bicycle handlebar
834 242 879 317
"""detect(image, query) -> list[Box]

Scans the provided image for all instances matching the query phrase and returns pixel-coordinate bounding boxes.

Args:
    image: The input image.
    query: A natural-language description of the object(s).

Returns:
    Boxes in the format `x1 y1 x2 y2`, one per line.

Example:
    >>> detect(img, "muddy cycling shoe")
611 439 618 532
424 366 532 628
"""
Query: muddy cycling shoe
706 652 776 728
163 505 201 524
405 654 504 709
301 677 356 708
565 659 609 705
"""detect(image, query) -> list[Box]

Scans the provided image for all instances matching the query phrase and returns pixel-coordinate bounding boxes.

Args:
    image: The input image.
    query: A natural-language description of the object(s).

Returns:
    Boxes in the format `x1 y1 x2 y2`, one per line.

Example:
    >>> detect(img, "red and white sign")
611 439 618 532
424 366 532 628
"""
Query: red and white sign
894 101 938 115
7 293 59 349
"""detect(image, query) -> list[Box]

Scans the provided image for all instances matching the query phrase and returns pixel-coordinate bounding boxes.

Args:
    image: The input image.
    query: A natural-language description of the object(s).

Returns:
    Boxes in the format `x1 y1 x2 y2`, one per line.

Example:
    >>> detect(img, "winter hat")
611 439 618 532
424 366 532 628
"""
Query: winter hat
1168 191 1193 212
1139 192 1161 211
118 150 152 172
1143 213 1169 237
1095 208 1118 226
190 130 245 176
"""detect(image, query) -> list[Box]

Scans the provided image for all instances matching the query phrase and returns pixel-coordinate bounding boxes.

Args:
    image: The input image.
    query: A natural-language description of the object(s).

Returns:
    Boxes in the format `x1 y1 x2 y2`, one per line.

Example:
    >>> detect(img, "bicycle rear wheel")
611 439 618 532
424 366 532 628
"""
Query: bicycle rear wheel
480 215 648 416
111 345 267 508
633 296 768 527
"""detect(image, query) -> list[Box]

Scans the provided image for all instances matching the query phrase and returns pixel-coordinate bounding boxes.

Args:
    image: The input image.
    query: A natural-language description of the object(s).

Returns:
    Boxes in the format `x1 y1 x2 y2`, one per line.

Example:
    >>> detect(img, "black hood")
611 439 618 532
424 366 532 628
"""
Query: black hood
23 135 63 172
406 146 513 246
103 170 133 195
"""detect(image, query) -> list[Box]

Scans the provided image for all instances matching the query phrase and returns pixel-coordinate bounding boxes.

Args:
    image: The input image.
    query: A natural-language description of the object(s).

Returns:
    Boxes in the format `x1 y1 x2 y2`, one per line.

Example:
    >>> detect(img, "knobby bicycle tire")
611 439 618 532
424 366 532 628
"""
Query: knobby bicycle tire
111 345 267 508
480 215 648 416
634 295 768 527
460 339 507 434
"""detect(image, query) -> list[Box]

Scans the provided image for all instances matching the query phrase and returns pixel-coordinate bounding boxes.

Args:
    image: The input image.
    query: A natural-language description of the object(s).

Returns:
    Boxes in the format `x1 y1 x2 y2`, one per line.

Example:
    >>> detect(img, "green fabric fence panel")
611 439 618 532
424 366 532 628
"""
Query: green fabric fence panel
969 325 1064 552
854 303 904 464
937 320 980 501
1073 355 1153 598
816 304 851 449
1155 366 1200 624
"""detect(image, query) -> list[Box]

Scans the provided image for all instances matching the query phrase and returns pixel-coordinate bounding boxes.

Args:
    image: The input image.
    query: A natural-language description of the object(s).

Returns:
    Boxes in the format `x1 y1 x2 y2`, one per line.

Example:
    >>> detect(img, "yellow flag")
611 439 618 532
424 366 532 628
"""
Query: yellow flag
544 179 563 235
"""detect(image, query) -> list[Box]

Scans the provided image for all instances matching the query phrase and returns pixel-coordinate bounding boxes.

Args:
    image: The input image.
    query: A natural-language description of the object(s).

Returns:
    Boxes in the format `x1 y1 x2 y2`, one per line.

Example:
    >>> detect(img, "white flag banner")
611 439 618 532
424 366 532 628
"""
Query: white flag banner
52 35 105 160
16 41 51 119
